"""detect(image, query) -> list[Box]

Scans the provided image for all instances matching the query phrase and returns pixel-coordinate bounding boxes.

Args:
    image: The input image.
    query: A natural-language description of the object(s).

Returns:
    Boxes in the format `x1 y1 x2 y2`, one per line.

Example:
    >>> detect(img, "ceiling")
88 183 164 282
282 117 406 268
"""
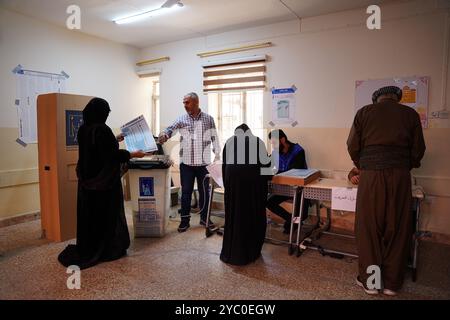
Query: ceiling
0 0 389 48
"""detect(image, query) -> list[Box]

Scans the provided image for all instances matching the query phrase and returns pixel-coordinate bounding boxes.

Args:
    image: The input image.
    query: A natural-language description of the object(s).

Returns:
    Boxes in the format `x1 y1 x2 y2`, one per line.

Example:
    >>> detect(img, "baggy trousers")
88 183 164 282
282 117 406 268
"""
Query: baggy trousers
355 168 413 291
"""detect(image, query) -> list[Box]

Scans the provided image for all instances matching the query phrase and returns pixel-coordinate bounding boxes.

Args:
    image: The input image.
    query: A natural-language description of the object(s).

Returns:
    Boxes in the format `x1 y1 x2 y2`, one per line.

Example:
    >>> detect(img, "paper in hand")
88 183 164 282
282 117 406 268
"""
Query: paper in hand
120 115 158 153
206 162 224 188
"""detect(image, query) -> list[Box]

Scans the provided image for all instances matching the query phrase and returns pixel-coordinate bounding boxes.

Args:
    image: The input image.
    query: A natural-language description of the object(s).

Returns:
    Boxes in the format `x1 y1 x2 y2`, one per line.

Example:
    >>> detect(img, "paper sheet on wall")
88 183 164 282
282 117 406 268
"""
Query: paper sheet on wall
271 87 297 126
120 115 158 153
206 162 224 188
15 72 67 144
331 187 357 212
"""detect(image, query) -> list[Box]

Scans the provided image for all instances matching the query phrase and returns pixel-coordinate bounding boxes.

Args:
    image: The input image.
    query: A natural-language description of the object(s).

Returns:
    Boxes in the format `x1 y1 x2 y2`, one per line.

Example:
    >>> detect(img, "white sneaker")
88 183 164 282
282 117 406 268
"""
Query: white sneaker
356 276 379 295
382 288 397 296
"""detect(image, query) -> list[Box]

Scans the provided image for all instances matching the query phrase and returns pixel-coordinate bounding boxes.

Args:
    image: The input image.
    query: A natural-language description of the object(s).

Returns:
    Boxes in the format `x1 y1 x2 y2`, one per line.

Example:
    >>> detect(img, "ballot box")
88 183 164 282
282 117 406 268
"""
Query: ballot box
128 156 171 237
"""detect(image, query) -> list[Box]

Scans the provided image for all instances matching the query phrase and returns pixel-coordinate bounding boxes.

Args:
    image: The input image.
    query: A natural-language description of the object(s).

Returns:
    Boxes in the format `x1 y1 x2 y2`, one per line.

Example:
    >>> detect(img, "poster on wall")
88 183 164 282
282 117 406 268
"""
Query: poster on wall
270 86 297 127
13 65 68 145
355 76 429 128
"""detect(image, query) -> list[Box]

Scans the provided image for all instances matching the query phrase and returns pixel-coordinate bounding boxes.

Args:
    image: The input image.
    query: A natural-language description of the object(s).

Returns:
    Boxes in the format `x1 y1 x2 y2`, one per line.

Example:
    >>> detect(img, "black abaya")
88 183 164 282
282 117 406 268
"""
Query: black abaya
220 127 271 265
58 98 131 270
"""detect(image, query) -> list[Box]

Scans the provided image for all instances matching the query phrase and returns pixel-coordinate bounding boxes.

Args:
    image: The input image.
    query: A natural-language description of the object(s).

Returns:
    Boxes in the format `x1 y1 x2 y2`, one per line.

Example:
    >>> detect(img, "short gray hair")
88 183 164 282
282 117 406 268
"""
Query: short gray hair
184 92 199 101
377 93 400 103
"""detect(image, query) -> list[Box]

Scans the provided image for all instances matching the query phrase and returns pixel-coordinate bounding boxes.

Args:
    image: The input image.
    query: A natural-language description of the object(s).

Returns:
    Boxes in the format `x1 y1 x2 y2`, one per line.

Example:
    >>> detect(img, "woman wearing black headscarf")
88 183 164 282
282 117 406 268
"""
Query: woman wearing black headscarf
220 124 272 265
58 98 145 269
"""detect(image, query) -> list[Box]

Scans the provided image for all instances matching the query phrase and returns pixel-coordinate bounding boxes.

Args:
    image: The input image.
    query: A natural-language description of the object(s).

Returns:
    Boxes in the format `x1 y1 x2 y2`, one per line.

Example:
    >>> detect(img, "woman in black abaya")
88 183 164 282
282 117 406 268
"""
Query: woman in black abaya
58 98 144 269
220 124 271 266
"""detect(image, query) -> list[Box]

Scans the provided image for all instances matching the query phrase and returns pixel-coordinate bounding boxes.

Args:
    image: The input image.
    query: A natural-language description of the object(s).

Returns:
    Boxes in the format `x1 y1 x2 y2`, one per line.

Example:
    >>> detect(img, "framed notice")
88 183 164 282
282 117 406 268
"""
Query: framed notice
355 76 429 128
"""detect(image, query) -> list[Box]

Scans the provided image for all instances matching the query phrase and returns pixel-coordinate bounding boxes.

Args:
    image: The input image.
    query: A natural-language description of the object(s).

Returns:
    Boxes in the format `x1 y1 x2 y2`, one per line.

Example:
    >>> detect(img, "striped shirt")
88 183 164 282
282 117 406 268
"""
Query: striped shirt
164 110 221 166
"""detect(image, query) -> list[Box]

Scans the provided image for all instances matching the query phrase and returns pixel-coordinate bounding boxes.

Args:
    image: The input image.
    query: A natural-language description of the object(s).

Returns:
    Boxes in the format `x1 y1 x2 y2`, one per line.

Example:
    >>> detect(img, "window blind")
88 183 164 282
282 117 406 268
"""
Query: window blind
202 57 266 93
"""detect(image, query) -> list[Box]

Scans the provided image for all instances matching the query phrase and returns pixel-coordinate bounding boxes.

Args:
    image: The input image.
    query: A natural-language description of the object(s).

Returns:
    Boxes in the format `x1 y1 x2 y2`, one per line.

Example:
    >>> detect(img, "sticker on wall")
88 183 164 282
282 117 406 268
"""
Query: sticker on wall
139 177 154 197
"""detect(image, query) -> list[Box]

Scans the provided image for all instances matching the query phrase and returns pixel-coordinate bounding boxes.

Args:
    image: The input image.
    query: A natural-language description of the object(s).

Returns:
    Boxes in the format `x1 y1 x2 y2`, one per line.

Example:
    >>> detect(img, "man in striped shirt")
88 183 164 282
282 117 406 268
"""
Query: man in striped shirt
158 92 221 232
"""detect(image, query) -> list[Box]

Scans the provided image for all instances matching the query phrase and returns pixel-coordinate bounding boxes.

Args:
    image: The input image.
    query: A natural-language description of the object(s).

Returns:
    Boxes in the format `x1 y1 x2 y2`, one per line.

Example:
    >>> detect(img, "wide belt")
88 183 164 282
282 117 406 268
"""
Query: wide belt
359 145 410 170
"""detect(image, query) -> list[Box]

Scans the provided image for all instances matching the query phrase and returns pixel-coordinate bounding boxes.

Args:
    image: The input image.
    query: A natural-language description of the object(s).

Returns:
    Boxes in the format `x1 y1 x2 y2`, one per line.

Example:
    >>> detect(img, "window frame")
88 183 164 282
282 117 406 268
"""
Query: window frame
151 79 160 134
209 90 266 146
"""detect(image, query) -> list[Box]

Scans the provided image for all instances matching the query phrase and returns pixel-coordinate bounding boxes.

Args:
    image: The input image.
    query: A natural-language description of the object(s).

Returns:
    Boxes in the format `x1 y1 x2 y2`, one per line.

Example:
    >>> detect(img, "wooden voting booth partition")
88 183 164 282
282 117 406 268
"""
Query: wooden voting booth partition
37 93 93 242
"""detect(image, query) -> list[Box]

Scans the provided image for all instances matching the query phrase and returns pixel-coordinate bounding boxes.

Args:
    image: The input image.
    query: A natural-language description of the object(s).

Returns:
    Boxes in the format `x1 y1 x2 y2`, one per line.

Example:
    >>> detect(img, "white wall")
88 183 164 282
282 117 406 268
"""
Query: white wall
0 7 151 130
140 0 449 130
139 0 450 238
0 7 151 219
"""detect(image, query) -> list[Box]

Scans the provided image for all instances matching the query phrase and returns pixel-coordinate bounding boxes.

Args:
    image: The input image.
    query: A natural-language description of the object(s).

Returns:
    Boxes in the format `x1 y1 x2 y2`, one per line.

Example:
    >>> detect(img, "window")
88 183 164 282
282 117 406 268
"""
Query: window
208 90 265 144
151 79 160 134
203 56 267 145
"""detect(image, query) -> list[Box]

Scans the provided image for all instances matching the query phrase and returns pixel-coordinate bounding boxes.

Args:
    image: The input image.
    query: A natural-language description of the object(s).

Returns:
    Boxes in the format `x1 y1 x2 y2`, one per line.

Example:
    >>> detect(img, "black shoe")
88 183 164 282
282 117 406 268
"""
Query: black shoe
178 220 190 233
200 219 215 228
356 276 379 295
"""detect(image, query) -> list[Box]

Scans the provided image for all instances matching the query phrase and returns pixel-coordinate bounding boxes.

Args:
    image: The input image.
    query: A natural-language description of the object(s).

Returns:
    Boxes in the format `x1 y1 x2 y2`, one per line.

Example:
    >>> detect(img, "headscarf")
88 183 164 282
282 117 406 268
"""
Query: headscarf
76 98 118 189
372 86 403 103
82 97 111 125
234 123 251 135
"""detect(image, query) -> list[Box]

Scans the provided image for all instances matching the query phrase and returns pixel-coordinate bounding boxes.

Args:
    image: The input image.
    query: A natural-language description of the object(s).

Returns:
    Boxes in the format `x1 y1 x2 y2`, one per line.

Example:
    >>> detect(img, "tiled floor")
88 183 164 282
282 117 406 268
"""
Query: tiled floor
1 203 449 300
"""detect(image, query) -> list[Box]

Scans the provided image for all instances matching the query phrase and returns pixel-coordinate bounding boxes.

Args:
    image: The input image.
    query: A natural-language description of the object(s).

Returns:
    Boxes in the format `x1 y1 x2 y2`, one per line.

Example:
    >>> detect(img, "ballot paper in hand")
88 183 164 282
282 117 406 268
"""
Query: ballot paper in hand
206 162 224 188
120 115 158 153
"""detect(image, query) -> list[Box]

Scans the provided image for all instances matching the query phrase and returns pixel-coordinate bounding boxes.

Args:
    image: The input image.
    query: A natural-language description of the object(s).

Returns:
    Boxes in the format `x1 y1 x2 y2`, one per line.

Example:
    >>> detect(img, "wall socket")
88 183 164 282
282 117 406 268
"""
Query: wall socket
430 110 449 119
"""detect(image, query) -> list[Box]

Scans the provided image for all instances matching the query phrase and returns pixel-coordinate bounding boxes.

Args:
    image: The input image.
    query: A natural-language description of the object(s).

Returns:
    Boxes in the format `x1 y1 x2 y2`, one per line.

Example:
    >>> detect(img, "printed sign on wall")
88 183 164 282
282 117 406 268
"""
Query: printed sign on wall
271 86 297 127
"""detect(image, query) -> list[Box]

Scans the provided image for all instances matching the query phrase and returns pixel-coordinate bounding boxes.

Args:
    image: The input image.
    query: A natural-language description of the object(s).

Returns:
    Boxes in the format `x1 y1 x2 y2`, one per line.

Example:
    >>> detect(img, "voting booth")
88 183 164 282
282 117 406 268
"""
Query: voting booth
37 93 93 242
128 157 171 237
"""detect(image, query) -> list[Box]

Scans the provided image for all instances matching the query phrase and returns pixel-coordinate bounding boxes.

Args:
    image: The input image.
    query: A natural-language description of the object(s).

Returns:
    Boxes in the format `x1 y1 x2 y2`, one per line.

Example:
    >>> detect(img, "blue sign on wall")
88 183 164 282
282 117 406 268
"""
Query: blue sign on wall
66 110 83 147
139 177 154 197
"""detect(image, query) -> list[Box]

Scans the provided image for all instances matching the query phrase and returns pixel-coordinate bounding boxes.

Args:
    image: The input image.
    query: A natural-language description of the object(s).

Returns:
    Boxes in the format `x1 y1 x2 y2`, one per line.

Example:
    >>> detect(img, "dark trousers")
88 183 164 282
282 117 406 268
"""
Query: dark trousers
267 193 308 226
180 163 210 221
355 168 412 291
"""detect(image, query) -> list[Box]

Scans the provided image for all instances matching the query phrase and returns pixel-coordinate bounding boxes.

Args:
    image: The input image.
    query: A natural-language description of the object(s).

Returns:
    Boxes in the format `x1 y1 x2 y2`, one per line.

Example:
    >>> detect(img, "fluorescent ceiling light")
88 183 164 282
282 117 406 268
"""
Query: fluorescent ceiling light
114 0 183 25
